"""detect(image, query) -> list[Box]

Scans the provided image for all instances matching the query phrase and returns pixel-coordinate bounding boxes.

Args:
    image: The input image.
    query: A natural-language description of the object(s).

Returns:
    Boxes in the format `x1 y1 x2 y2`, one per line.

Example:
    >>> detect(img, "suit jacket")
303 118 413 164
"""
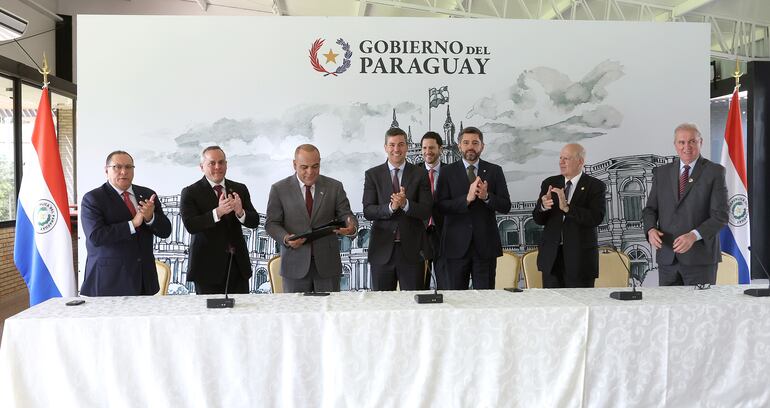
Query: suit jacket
265 174 357 279
642 156 728 266
436 159 511 260
414 161 445 233
363 161 433 265
80 183 171 296
532 174 606 280
180 176 260 284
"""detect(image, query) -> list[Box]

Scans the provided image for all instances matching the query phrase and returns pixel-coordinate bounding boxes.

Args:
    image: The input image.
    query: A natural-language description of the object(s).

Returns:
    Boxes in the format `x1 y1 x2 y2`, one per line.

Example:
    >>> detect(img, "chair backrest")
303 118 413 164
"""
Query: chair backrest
595 247 630 288
267 256 283 294
495 251 521 289
521 250 542 289
154 261 171 296
717 252 739 285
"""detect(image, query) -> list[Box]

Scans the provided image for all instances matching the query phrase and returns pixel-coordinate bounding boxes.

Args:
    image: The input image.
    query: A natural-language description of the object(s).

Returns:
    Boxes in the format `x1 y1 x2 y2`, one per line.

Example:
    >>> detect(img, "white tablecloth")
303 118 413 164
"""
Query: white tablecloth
1 286 769 407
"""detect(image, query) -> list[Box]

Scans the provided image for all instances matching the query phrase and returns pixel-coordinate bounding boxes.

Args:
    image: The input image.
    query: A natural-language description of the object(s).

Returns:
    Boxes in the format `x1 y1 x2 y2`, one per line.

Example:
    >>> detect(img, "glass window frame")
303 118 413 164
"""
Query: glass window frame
0 55 77 228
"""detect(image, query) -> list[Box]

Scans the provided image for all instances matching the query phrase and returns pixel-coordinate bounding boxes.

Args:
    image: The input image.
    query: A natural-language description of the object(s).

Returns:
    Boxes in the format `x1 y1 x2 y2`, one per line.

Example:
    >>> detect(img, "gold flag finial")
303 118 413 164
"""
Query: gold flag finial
38 53 50 88
733 58 743 89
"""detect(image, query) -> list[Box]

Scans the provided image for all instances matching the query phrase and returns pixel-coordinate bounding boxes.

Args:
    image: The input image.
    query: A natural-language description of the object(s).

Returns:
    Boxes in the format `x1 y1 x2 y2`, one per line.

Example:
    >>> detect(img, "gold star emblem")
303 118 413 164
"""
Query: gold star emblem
323 49 339 64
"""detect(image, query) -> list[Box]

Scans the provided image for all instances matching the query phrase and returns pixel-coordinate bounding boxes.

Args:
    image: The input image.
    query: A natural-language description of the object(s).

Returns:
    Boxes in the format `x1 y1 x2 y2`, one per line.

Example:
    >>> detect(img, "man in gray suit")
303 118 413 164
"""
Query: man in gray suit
642 123 728 285
265 144 357 293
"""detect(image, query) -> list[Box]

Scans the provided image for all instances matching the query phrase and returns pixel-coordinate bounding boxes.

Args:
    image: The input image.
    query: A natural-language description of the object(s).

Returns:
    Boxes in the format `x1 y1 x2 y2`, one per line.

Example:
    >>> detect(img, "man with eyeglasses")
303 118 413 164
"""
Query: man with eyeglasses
435 126 511 290
180 146 260 295
643 123 728 286
80 150 171 296
533 143 606 288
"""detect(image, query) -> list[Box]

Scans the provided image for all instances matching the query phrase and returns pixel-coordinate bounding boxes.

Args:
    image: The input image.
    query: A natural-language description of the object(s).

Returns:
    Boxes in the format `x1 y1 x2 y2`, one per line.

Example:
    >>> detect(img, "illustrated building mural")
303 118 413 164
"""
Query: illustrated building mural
153 101 674 294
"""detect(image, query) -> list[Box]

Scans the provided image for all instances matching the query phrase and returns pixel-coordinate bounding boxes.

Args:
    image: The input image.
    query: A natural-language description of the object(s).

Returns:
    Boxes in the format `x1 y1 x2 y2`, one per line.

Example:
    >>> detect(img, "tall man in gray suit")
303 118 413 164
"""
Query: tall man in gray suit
363 127 433 291
265 144 357 293
642 123 729 285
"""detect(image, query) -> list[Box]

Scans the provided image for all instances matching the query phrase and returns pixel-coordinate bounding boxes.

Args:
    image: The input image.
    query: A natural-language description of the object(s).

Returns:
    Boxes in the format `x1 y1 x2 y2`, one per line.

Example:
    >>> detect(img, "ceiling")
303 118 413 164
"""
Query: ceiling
5 0 770 61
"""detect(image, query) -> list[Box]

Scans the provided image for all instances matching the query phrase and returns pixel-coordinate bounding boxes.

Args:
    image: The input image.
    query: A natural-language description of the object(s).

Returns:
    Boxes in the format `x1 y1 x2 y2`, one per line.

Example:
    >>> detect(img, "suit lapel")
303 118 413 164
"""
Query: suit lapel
291 176 312 223
201 176 219 208
670 160 681 205
381 162 396 194
104 182 132 219
310 177 326 223
570 175 588 204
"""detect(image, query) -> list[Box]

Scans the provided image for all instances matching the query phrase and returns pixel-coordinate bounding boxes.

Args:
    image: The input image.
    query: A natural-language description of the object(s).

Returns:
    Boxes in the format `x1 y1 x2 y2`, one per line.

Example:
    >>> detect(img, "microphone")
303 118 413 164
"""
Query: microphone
744 246 770 297
607 246 642 301
207 245 236 308
415 258 443 304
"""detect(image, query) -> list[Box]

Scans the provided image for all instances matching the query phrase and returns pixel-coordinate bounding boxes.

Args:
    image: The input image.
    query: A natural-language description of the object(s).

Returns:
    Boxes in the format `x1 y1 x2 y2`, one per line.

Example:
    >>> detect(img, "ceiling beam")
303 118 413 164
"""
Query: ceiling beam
672 0 717 18
358 0 368 16
194 0 208 12
17 0 63 23
540 0 572 20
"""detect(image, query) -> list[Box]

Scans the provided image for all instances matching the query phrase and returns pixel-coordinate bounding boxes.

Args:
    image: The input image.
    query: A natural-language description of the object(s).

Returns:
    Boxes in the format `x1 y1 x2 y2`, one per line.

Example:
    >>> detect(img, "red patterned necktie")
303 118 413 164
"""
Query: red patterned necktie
679 165 690 200
122 191 136 217
213 184 223 199
305 185 313 216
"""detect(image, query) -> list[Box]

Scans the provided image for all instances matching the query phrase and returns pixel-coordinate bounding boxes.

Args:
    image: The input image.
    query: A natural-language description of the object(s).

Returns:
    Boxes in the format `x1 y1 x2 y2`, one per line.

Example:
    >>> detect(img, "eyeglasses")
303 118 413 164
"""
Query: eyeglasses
694 283 711 290
107 164 135 171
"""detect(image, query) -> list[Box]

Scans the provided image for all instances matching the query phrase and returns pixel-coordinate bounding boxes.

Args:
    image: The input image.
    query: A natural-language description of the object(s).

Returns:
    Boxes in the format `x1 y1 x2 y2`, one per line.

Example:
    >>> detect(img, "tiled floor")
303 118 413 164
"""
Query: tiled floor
0 291 29 346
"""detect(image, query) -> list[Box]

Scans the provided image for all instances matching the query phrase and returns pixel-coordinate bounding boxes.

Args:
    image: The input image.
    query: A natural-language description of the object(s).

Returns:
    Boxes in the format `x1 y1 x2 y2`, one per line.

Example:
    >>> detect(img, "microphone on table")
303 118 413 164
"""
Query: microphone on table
607 245 642 301
207 245 236 308
415 255 443 304
744 246 770 297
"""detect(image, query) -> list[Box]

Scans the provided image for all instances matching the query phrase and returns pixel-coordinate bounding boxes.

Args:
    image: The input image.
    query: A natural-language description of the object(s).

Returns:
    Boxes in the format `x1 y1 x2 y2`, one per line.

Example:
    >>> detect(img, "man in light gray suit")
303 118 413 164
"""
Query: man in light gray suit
642 123 728 285
265 144 357 293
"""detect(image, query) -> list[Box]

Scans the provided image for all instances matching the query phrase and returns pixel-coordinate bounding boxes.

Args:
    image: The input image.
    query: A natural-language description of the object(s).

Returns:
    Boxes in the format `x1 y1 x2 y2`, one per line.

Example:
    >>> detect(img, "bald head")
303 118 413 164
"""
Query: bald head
559 143 586 178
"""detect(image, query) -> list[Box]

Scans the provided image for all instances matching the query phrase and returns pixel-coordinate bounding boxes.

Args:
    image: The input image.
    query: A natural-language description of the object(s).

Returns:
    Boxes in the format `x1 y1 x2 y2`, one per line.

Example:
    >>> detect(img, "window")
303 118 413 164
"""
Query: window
357 229 369 248
524 219 544 246
498 219 519 246
620 179 644 222
339 235 352 252
0 76 13 221
20 84 76 207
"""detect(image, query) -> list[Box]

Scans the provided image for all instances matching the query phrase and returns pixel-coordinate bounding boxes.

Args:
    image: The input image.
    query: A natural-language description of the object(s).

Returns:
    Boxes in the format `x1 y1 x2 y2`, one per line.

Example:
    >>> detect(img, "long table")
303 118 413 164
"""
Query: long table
2 286 769 407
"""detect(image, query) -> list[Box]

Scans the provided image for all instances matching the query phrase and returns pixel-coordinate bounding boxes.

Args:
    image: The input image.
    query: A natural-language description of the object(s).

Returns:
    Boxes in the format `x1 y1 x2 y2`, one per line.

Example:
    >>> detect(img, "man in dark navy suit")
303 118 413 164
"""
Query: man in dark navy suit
363 128 433 291
436 126 511 290
180 146 260 295
80 150 171 296
415 131 446 289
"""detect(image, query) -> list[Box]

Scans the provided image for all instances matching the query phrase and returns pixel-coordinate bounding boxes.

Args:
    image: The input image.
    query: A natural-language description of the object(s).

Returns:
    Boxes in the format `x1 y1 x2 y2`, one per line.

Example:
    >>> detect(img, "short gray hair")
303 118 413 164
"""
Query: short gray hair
673 123 702 140
200 146 225 164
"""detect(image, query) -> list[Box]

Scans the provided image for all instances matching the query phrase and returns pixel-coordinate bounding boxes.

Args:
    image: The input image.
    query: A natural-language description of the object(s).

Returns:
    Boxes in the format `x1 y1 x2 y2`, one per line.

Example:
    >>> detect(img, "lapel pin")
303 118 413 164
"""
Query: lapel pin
580 187 585 191
689 178 693 183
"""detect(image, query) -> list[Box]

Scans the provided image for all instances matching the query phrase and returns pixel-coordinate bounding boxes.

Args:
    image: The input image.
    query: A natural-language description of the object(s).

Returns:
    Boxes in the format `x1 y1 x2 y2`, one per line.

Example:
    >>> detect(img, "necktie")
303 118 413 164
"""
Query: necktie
122 191 136 217
564 180 573 204
392 168 401 241
679 165 690 200
392 168 400 193
467 165 476 183
305 185 313 217
428 168 436 227
213 184 224 199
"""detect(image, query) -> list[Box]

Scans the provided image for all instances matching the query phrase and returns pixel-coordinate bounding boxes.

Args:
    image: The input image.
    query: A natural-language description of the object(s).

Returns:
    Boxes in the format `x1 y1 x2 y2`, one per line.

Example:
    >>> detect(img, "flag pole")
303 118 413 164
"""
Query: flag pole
733 58 742 90
428 88 432 131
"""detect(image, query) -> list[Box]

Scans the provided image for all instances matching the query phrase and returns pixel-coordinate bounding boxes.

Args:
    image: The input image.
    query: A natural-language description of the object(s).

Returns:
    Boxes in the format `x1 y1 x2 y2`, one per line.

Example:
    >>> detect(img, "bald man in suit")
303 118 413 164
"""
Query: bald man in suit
642 123 728 285
265 144 357 293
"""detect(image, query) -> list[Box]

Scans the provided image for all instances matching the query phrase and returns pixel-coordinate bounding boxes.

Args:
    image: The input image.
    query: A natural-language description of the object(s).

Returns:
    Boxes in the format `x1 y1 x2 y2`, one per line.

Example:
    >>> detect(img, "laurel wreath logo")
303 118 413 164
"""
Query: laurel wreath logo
309 38 352 77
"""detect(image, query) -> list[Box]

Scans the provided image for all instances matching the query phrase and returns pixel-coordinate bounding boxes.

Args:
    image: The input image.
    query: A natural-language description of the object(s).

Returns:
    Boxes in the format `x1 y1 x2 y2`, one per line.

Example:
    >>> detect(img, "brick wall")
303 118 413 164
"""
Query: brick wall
0 225 26 299
0 222 79 300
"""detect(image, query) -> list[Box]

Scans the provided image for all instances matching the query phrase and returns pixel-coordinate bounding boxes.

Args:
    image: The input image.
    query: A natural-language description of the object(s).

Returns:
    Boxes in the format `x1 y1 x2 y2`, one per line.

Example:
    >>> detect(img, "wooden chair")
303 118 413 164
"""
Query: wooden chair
716 252 739 285
267 255 283 294
595 247 630 288
521 250 542 289
494 251 521 289
154 261 171 296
